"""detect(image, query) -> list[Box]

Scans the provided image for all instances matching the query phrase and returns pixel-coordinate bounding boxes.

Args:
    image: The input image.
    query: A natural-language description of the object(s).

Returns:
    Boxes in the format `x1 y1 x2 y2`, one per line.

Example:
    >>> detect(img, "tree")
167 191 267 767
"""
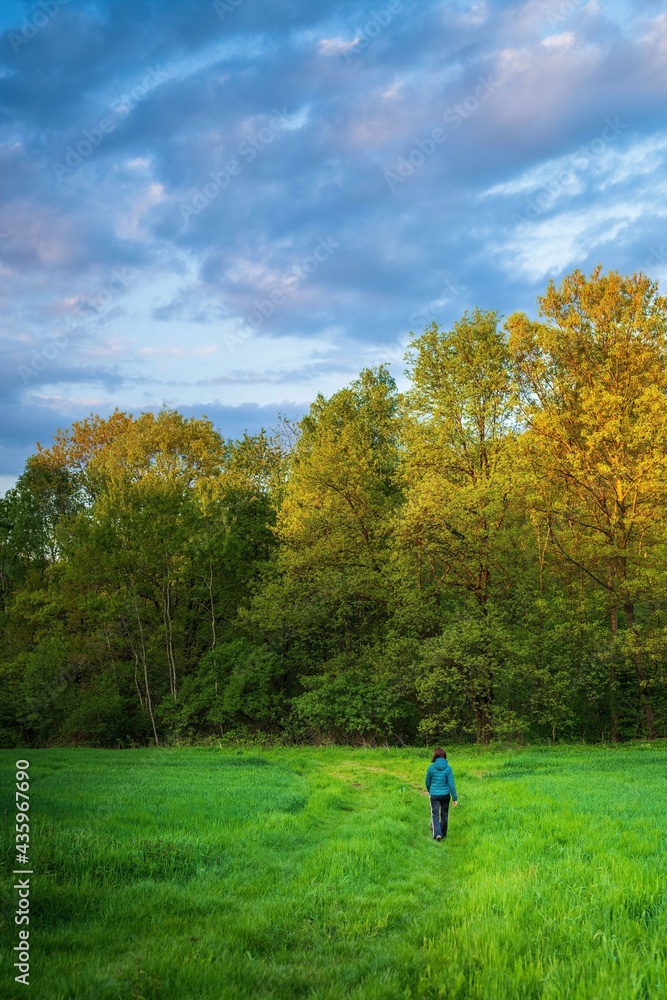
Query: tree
397 309 525 741
265 366 400 650
249 367 405 738
0 457 83 600
508 267 667 738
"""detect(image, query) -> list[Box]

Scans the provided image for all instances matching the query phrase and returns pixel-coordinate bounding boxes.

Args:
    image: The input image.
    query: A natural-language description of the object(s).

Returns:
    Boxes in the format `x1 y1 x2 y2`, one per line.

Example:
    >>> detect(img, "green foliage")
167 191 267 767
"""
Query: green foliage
2 270 667 745
293 647 420 743
55 671 142 747
155 641 287 738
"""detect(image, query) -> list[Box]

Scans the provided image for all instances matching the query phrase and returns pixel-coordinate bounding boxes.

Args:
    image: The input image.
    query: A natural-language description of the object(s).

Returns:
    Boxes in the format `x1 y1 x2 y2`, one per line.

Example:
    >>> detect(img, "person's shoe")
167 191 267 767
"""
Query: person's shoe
435 835 442 841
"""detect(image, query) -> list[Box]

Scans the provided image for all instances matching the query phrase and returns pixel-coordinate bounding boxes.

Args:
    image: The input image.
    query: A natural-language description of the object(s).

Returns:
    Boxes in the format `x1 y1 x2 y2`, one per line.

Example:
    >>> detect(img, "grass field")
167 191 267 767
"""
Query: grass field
1 743 666 999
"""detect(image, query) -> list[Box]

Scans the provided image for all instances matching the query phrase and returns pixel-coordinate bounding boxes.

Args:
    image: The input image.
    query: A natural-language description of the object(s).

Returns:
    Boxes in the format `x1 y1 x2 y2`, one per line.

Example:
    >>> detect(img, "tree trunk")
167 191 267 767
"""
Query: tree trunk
608 603 619 742
162 575 178 701
121 614 145 712
208 550 216 649
475 704 491 744
623 600 656 739
135 601 159 746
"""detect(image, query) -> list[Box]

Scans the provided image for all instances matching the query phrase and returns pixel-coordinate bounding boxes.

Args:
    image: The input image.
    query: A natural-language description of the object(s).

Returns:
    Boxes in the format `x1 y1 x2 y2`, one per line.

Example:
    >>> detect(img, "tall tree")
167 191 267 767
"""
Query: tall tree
508 267 667 738
398 310 525 741
250 367 406 739
270 366 400 648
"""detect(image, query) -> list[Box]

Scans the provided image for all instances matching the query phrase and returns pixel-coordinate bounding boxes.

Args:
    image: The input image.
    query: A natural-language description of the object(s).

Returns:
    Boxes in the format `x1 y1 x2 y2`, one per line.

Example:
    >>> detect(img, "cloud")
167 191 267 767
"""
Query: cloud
318 37 359 56
0 0 665 481
482 132 667 280
496 203 645 280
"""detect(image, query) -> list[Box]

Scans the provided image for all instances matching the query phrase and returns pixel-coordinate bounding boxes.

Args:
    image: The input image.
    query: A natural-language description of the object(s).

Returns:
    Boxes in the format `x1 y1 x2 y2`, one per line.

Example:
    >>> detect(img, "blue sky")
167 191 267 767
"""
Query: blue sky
1 0 666 491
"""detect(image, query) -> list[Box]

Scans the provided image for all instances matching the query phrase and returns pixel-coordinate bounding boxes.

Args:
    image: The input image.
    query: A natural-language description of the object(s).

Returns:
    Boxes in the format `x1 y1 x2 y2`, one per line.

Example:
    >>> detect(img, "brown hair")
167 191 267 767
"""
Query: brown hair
431 748 447 762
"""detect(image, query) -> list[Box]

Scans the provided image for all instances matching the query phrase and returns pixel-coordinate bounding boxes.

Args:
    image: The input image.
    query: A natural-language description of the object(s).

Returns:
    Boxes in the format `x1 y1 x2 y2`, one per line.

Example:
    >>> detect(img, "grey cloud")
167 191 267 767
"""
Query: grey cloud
0 0 666 480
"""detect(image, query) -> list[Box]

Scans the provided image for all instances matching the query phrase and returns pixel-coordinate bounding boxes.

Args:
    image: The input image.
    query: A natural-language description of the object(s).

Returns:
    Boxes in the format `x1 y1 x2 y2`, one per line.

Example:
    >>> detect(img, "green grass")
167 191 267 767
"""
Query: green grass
1 743 666 999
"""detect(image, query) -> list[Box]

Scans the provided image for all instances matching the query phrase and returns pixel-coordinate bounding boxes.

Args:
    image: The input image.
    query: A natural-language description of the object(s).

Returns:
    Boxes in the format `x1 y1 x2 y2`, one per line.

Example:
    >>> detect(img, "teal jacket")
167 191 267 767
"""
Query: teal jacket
425 758 457 799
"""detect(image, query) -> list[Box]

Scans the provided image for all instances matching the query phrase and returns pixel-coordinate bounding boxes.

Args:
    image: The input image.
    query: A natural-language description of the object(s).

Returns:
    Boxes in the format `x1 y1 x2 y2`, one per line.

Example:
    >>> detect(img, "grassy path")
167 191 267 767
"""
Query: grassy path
1 745 666 998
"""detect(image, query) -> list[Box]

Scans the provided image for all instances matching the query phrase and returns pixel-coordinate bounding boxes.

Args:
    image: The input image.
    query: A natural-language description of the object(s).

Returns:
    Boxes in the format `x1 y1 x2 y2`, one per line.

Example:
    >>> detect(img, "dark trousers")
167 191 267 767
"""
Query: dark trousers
430 794 451 839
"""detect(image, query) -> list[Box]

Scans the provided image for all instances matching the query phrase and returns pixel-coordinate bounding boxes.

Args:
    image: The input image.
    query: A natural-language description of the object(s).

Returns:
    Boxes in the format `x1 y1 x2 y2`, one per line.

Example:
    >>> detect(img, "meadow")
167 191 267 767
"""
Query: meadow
1 743 666 999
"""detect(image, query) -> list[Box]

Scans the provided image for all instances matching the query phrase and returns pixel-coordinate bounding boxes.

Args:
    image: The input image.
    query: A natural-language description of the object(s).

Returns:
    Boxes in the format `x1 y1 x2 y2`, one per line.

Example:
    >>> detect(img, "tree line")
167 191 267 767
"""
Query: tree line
2 267 667 746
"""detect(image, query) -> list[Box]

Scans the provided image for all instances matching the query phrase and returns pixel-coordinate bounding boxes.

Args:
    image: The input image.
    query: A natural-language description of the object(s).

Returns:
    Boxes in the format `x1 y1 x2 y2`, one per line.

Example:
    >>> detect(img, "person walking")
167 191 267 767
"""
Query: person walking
425 748 458 841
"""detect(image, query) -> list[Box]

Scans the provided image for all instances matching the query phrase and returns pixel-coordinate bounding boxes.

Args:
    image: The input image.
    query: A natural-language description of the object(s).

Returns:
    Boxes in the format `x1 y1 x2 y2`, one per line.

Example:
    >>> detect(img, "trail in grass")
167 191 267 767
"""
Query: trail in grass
1 745 666 999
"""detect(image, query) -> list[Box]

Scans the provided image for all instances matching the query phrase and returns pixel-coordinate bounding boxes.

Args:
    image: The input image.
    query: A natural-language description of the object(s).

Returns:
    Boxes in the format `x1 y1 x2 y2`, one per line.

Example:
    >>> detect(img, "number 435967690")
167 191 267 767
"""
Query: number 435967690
15 761 30 865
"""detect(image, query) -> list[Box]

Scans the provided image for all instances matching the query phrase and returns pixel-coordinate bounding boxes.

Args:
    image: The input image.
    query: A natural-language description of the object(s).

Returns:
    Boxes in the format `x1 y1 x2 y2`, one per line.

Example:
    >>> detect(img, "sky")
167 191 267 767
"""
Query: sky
1 0 666 492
